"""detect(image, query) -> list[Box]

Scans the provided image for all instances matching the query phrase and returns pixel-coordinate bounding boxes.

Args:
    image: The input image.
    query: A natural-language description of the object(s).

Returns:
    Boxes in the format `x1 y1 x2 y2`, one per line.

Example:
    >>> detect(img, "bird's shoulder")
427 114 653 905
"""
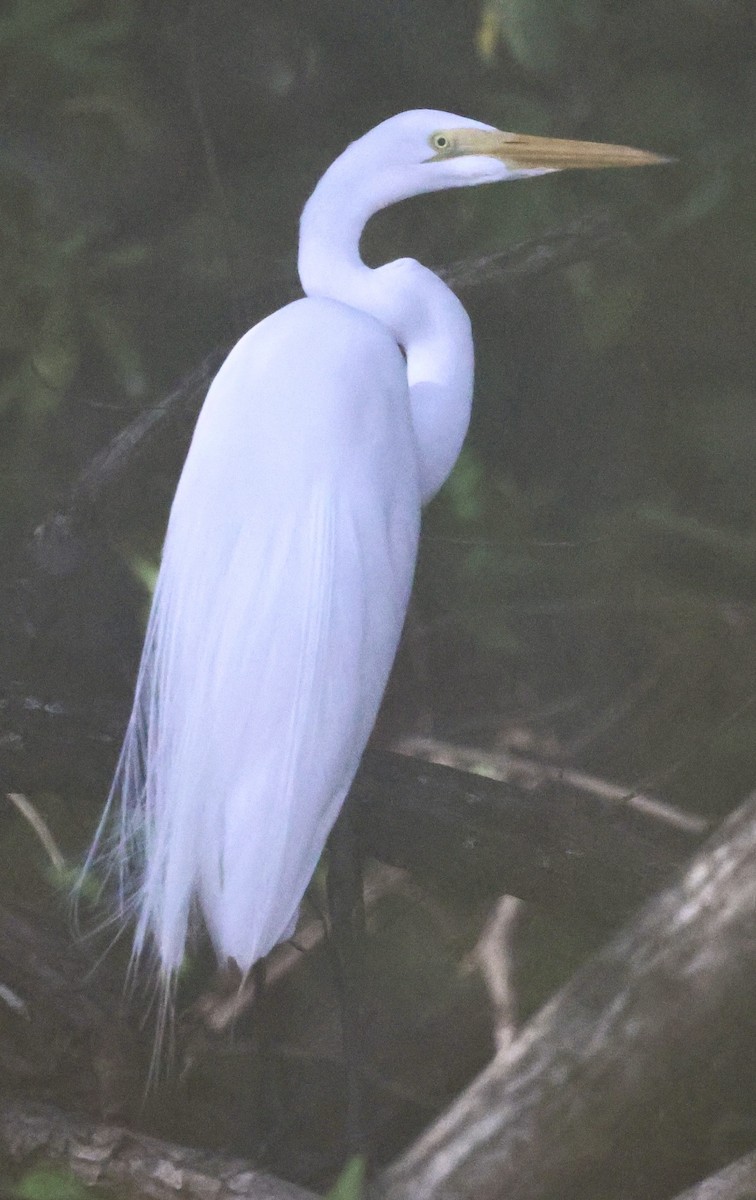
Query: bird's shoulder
240 296 402 371
189 295 411 468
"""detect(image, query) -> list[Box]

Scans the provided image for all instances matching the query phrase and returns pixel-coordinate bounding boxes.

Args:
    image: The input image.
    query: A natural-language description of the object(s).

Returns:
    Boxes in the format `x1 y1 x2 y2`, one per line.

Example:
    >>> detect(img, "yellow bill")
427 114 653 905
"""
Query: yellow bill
433 127 672 170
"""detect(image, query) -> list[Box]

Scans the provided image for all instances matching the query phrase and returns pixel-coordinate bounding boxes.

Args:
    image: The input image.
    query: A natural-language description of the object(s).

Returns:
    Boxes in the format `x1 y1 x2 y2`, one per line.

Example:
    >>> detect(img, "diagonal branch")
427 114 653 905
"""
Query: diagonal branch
353 746 706 925
667 1151 756 1200
371 793 756 1200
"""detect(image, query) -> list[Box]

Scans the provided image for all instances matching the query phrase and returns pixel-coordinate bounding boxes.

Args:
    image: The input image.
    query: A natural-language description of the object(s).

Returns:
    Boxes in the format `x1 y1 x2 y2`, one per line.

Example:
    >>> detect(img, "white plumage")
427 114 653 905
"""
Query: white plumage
98 300 420 973
83 109 664 990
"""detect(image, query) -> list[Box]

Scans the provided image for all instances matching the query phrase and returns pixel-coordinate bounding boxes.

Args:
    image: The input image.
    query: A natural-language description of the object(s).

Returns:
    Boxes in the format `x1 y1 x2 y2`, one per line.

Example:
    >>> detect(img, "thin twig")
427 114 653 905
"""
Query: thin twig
6 792 65 871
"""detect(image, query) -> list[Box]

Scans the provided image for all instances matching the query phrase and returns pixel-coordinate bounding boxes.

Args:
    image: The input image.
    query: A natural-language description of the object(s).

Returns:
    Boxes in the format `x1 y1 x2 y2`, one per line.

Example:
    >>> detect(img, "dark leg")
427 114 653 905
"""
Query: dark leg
327 792 367 1159
251 957 288 1162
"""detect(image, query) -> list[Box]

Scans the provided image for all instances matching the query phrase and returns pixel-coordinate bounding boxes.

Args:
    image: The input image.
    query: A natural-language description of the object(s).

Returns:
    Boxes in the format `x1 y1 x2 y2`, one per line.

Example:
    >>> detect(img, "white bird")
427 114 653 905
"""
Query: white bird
85 109 665 994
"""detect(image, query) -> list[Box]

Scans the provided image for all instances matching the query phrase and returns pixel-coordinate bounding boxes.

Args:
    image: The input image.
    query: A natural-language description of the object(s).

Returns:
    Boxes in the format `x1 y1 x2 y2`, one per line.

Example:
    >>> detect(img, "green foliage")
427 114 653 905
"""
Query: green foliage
325 1156 366 1200
0 204 148 419
481 0 601 76
13 1167 96 1200
0 0 154 544
0 1 133 80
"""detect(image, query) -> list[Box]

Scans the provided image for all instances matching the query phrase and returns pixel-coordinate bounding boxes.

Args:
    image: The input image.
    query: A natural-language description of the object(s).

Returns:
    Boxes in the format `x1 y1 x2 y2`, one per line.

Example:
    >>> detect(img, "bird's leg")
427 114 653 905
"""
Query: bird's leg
326 793 368 1160
250 957 288 1162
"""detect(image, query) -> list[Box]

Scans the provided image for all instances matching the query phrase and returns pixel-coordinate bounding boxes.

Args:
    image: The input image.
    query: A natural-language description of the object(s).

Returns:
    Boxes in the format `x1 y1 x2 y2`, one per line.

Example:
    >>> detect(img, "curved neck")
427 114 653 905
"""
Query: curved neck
298 155 474 503
298 156 413 317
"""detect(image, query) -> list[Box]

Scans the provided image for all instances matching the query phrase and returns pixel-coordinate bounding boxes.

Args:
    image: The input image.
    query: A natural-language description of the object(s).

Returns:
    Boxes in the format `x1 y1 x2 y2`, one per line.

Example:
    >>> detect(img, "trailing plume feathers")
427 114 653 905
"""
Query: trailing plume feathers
83 297 421 987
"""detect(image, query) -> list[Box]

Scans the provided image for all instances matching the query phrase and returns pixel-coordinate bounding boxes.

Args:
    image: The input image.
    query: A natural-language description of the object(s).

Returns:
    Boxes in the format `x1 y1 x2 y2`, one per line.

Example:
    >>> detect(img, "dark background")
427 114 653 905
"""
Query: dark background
1 0 754 1191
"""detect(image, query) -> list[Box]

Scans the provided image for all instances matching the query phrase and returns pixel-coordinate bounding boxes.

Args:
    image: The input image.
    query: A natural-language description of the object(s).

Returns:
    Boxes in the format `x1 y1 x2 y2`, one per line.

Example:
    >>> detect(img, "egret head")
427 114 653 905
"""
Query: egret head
331 108 670 200
299 109 670 299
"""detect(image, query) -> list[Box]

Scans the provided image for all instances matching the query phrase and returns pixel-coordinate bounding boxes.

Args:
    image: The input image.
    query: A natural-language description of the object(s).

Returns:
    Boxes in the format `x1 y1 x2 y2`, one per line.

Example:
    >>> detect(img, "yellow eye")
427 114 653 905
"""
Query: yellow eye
431 133 451 152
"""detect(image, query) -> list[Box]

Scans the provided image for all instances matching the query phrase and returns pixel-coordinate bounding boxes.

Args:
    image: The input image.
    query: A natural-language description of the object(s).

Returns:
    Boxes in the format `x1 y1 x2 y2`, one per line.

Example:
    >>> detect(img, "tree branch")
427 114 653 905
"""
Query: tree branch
67 356 223 529
0 1098 319 1200
441 211 622 292
353 746 706 925
668 1152 756 1200
2 737 706 932
371 793 756 1200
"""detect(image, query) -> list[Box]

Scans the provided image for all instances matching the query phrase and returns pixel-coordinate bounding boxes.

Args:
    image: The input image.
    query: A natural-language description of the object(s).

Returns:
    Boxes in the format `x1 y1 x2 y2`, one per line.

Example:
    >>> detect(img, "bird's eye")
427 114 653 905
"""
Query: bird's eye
431 133 450 152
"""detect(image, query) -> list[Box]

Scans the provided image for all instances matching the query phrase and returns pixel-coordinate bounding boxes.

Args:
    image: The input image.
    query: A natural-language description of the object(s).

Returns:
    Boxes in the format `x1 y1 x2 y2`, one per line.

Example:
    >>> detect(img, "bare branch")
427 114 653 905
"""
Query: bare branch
441 211 622 292
68 356 223 527
0 710 706 931
0 1098 319 1200
472 896 523 1053
396 736 708 835
353 748 706 925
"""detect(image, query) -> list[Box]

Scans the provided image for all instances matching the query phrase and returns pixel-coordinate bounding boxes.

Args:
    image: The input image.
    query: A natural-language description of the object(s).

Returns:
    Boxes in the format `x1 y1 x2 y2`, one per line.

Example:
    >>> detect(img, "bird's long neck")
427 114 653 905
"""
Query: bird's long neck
298 157 474 503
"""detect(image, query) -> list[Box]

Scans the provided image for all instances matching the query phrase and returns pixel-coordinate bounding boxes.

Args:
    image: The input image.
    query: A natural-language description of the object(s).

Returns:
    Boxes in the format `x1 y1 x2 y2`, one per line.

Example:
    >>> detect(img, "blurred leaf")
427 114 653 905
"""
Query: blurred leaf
636 505 756 565
86 299 146 396
489 0 569 74
476 1 502 63
605 69 723 152
567 262 646 351
326 1157 365 1200
129 552 160 597
657 166 732 236
0 0 133 70
463 605 522 653
14 1168 90 1200
93 241 150 273
446 448 486 523
31 292 79 396
65 91 155 150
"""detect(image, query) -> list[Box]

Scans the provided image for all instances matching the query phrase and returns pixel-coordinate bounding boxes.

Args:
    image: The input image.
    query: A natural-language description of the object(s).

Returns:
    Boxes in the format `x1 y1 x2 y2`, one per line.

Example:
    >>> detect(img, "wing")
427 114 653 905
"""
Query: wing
94 298 421 977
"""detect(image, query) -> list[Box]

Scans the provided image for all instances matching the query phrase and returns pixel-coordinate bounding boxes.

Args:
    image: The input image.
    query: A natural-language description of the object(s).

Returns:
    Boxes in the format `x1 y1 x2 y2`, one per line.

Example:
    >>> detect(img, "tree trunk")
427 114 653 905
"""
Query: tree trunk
668 1151 756 1200
372 794 756 1200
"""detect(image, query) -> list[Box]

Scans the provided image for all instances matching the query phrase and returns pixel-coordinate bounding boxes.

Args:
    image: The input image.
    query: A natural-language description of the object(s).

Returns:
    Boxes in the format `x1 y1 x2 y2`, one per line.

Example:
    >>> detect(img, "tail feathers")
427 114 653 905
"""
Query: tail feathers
83 482 352 984
82 464 416 1041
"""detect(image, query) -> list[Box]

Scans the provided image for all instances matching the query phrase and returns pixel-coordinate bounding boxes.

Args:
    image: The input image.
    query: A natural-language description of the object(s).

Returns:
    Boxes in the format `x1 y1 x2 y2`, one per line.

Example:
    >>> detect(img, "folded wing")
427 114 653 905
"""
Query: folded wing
92 298 421 978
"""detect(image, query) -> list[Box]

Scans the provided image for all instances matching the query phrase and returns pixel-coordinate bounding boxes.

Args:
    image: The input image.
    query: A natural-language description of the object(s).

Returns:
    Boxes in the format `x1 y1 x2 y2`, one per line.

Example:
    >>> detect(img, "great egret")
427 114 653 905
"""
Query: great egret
86 109 665 994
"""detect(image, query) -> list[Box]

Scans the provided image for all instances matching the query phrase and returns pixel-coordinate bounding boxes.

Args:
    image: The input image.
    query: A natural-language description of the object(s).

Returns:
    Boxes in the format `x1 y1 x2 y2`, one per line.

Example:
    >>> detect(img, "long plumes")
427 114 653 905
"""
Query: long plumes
89 488 339 977
81 300 421 1054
